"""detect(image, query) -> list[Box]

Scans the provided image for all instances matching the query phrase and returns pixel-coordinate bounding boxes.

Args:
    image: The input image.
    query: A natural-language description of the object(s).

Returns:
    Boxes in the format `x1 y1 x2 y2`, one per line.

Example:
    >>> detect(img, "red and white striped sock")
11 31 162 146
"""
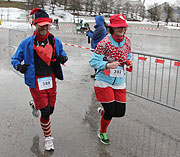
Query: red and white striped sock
40 117 52 137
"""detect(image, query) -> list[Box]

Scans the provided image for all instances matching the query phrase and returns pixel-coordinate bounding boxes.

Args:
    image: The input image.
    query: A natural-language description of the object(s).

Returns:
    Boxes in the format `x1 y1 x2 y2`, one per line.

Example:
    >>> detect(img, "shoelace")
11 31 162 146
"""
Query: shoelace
101 133 108 140
45 136 54 142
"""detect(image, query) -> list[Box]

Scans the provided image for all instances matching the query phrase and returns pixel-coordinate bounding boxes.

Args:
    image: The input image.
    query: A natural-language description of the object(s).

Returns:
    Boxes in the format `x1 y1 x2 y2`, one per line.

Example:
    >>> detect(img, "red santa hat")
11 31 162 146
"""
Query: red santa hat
30 8 52 26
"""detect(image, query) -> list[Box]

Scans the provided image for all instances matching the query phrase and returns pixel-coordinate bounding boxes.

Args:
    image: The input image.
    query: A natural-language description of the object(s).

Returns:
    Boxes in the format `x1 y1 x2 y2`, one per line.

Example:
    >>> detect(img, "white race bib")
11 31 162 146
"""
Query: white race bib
110 66 124 77
38 76 53 90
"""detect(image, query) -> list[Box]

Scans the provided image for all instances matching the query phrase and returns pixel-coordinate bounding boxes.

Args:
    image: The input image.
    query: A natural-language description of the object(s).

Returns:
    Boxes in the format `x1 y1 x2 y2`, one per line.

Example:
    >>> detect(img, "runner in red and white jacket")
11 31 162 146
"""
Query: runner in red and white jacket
89 14 133 145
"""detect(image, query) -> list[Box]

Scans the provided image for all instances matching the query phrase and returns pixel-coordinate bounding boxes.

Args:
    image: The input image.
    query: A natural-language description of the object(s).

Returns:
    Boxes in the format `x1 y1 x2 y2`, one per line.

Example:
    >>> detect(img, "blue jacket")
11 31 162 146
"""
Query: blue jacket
11 35 67 88
87 15 106 50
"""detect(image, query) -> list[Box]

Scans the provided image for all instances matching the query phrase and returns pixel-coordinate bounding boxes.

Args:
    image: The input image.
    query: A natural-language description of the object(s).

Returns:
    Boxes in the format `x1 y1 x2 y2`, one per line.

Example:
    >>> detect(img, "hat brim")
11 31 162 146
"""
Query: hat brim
107 23 129 27
37 21 51 26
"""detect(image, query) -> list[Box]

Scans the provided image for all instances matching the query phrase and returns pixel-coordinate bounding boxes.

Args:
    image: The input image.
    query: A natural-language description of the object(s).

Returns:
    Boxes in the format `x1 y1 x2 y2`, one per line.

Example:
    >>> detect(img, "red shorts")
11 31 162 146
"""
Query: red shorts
94 86 126 103
30 73 57 110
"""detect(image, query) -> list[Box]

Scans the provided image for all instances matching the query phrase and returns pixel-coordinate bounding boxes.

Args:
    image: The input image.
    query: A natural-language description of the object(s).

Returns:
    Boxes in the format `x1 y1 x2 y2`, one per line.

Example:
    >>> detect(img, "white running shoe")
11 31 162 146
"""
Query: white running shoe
29 100 40 118
97 107 103 116
44 136 54 151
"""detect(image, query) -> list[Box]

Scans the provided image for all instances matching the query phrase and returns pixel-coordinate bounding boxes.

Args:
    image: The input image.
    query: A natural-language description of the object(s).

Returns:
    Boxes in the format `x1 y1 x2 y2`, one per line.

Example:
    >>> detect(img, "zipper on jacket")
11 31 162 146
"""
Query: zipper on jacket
112 77 116 85
96 69 101 75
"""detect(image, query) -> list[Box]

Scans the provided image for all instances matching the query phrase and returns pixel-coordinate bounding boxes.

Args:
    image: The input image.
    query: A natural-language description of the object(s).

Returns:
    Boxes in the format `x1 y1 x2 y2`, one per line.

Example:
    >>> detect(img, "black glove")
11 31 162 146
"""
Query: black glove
56 55 67 64
16 64 29 74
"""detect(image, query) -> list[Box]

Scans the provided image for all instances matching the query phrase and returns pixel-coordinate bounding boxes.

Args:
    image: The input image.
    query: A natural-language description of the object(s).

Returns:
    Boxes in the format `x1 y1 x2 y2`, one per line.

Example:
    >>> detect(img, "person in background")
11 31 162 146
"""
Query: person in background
89 14 133 144
11 8 68 151
86 15 107 78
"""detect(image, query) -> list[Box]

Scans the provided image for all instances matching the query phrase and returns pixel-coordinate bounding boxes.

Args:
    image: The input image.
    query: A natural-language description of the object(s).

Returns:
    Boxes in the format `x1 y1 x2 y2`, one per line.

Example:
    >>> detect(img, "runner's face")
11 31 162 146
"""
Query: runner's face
113 27 127 37
36 24 49 36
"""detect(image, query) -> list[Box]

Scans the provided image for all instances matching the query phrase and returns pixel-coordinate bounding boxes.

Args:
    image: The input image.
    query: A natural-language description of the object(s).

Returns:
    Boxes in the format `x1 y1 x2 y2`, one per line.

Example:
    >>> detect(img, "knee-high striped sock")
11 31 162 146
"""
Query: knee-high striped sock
40 117 52 137
100 116 111 133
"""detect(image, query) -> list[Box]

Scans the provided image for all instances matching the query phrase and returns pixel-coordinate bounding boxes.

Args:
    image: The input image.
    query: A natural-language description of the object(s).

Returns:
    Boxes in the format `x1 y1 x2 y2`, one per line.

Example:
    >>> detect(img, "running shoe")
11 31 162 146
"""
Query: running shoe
44 136 54 151
97 107 103 116
90 73 96 78
29 100 40 118
98 131 110 145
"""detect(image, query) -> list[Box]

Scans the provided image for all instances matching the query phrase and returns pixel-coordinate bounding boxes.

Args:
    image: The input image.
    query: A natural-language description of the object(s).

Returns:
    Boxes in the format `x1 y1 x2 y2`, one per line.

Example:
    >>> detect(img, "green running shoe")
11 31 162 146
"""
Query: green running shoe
98 132 110 145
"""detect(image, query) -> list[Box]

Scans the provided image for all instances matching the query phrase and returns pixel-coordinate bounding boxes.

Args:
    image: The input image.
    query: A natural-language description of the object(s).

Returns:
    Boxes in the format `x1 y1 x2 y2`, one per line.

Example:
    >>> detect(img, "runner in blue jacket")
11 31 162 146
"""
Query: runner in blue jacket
86 15 107 78
11 35 66 88
11 8 68 151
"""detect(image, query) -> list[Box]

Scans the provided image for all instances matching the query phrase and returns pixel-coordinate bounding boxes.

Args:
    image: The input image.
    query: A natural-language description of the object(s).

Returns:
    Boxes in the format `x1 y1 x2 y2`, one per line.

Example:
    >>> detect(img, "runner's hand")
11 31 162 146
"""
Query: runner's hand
125 60 133 66
16 64 29 74
57 55 67 64
125 60 133 72
106 61 120 69
86 26 90 32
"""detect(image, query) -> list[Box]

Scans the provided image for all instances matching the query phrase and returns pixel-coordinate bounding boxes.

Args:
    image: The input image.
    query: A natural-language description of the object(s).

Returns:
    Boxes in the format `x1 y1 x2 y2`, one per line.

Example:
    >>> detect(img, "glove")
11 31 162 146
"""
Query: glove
57 55 67 64
125 60 132 66
125 60 133 72
16 64 29 74
126 66 133 72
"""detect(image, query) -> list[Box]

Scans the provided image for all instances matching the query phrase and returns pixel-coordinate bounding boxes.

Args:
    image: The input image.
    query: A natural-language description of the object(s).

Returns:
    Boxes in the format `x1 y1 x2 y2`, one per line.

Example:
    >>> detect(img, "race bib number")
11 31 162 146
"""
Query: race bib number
110 66 124 77
38 76 53 90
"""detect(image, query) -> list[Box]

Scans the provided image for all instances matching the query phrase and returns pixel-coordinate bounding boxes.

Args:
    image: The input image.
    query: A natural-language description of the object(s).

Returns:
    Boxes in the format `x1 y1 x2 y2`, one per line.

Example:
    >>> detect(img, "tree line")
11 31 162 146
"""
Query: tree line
5 0 180 22
25 0 145 20
147 2 180 23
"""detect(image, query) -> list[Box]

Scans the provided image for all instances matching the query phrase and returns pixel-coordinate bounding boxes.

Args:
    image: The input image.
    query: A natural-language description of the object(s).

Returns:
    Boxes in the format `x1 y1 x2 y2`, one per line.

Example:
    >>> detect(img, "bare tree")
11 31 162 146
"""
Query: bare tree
89 0 95 14
108 0 115 14
84 0 95 14
60 0 68 10
123 2 131 17
114 0 122 14
114 4 122 14
56 0 62 7
99 0 108 14
84 1 90 11
173 1 180 23
26 0 40 10
69 0 82 13
32 0 37 8
39 0 47 9
163 2 174 23
139 5 145 20
132 4 144 20
139 0 145 5
148 3 161 21
50 0 57 14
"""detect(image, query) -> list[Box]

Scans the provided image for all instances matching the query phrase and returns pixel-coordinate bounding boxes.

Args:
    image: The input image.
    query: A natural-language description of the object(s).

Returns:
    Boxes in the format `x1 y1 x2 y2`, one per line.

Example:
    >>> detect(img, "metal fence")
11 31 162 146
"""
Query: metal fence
126 51 180 112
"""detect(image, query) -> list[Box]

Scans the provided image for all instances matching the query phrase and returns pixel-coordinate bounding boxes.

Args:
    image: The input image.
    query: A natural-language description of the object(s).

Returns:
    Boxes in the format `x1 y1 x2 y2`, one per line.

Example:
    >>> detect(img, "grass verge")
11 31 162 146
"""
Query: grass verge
0 1 26 10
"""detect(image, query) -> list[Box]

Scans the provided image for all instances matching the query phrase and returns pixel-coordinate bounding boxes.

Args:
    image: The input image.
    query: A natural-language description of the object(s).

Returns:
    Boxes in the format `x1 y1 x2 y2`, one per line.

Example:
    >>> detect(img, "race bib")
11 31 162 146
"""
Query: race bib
37 76 53 90
110 66 124 77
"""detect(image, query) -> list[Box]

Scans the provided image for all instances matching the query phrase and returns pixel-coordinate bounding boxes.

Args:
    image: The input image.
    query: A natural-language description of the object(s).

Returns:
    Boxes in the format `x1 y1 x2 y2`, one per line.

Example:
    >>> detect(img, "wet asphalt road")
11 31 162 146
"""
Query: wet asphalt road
1 23 180 157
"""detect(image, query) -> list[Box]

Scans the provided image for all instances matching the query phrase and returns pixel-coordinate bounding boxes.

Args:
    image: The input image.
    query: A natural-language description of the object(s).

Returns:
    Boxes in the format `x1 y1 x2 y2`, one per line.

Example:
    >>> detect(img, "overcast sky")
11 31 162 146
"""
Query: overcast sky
144 0 177 7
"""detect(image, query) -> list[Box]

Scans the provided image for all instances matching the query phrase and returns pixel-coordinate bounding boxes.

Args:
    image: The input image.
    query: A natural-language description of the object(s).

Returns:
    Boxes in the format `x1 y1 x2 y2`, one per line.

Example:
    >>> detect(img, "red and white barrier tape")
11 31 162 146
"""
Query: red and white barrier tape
63 42 93 51
131 26 180 31
57 23 180 31
0 29 8 32
63 42 180 66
